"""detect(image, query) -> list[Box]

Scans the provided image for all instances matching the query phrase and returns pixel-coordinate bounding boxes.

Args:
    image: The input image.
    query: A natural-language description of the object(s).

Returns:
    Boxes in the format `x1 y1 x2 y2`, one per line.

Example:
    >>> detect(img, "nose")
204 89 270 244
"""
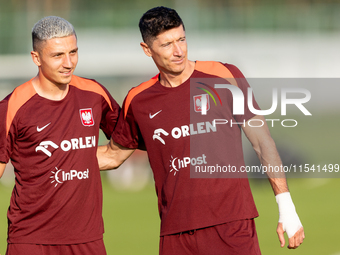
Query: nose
63 54 73 68
173 42 183 57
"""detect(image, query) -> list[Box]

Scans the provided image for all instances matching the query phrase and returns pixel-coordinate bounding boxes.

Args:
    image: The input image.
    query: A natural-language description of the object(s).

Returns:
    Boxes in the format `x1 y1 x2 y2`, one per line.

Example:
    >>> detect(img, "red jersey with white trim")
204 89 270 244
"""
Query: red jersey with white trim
0 75 120 244
112 61 260 236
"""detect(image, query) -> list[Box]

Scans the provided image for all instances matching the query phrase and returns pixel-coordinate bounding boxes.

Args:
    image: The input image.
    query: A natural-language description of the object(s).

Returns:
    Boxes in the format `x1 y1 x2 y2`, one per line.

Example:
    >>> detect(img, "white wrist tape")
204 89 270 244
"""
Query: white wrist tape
276 192 302 238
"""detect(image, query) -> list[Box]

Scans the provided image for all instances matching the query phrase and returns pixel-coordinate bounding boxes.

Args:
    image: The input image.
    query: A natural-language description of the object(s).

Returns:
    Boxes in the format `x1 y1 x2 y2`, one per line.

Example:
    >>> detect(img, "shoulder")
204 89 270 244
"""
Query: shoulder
69 75 104 90
69 75 113 98
1 79 36 136
121 74 159 118
69 75 117 107
7 80 36 102
195 61 245 78
124 74 159 105
2 79 37 112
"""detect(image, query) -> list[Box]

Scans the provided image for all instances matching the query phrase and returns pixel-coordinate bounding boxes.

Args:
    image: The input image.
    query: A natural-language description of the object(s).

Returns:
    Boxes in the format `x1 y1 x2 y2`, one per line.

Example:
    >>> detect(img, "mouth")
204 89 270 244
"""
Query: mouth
59 69 73 76
172 58 184 64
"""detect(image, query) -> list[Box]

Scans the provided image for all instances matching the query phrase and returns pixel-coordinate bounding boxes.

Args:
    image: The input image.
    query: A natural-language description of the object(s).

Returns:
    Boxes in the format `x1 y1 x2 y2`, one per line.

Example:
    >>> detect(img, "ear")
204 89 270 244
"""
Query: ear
31 51 42 67
140 42 152 57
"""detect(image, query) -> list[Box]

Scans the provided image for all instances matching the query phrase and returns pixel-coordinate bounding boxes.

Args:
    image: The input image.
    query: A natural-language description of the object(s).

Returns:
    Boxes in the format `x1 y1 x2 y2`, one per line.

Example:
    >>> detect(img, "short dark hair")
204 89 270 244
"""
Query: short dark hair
139 6 184 45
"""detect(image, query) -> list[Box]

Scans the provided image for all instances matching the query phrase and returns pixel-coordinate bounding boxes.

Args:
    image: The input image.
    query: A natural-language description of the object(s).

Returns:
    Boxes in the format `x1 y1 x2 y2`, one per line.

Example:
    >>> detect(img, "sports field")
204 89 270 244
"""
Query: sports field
1 1 339 254
0 177 339 255
0 113 339 254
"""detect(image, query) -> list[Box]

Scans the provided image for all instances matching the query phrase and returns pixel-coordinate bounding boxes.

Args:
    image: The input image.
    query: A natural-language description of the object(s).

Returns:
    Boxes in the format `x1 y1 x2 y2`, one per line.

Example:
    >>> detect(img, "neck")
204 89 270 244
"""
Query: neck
159 60 195 88
32 75 69 101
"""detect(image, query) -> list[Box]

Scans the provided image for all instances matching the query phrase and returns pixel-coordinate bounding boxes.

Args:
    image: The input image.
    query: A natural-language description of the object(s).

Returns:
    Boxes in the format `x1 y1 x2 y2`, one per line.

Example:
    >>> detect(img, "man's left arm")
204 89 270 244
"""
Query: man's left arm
242 115 305 249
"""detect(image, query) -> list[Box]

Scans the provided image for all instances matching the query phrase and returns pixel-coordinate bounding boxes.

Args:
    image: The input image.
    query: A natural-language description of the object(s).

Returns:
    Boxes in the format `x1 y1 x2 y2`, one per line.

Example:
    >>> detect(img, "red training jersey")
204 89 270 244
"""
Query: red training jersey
0 75 120 244
112 61 260 236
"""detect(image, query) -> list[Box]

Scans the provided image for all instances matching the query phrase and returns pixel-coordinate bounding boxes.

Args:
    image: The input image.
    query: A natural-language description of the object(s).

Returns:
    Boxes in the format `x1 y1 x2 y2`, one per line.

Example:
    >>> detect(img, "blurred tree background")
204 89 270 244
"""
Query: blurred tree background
0 1 340 254
1 0 340 54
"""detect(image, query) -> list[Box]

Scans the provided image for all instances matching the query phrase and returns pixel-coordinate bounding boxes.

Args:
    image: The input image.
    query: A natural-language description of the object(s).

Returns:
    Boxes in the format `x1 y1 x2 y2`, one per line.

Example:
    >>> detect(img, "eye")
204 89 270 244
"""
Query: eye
70 49 78 54
162 42 171 47
54 53 62 57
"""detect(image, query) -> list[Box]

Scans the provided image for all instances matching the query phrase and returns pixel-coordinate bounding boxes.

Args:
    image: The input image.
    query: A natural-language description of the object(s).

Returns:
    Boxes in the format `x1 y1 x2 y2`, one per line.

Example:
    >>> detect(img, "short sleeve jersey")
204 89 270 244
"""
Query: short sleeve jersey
112 61 259 236
0 75 120 244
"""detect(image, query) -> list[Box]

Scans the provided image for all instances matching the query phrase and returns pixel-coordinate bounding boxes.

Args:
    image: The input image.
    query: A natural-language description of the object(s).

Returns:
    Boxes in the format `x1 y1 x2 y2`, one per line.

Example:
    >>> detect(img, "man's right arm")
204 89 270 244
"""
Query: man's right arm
0 162 6 178
97 139 135 170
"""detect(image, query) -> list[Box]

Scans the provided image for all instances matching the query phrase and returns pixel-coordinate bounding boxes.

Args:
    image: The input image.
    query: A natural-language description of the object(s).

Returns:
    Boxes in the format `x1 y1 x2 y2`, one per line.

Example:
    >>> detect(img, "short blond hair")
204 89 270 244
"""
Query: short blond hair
32 16 76 51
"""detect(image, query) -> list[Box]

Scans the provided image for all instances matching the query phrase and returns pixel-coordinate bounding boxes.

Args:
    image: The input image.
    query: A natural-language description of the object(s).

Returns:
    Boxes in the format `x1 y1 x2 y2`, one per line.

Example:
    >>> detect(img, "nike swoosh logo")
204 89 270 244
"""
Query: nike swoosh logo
149 110 162 119
37 122 51 132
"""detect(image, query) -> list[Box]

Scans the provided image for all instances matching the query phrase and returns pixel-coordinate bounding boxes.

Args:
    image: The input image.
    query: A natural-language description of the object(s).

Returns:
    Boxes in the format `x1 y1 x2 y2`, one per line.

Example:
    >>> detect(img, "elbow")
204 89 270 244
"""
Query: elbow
99 158 124 171
111 159 123 170
0 162 6 178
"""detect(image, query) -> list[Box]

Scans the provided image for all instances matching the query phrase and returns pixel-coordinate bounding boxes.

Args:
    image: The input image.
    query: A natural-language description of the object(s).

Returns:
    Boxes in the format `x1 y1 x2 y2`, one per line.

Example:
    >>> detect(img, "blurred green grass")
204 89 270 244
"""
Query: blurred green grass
1 178 340 255
252 178 340 255
0 179 160 255
101 178 159 254
0 114 339 254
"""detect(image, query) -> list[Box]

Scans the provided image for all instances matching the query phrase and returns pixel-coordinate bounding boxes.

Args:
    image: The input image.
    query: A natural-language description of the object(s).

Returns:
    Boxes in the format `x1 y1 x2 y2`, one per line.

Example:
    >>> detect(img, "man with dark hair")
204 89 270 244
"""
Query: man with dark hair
138 6 184 45
0 16 120 255
98 6 305 254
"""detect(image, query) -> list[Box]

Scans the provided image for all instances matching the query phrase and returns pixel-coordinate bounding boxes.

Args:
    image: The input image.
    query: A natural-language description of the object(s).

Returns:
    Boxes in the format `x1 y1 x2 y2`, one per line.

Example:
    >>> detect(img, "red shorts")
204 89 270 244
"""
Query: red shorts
6 239 106 255
160 219 261 255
